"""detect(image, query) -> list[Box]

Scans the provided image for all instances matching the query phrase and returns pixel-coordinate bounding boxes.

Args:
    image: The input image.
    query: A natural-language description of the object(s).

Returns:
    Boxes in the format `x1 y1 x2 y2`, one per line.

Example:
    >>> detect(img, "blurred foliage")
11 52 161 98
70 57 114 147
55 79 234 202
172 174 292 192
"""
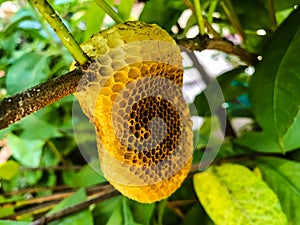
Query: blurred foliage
0 0 300 224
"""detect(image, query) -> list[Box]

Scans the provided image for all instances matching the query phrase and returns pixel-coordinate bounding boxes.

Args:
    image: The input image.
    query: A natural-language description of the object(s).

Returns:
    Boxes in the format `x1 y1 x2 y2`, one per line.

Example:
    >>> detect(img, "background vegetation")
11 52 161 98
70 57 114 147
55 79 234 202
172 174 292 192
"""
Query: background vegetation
0 0 300 224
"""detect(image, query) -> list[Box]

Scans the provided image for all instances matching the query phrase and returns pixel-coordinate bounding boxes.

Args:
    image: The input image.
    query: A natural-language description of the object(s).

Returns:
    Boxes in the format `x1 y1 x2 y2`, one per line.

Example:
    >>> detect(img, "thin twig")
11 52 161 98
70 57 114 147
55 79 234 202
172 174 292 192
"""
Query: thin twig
0 69 83 130
193 0 205 35
11 184 112 208
3 184 115 221
204 19 221 38
182 0 221 38
30 190 119 225
268 0 277 31
220 0 246 40
29 0 90 65
46 140 66 164
177 35 258 65
16 193 71 208
1 184 111 207
10 202 58 221
2 185 71 197
93 0 124 24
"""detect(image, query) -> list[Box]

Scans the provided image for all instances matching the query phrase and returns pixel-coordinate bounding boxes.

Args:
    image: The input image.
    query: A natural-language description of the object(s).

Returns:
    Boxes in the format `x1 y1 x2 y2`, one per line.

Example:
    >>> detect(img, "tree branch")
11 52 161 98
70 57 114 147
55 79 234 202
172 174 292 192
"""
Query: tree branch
0 69 83 130
0 35 258 130
3 184 117 221
30 190 119 225
177 35 259 66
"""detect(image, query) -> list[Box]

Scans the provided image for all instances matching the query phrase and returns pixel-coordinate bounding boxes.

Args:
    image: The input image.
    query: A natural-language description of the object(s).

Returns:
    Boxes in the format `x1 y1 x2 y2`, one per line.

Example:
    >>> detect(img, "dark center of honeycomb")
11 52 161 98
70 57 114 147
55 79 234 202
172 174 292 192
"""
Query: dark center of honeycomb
127 96 182 165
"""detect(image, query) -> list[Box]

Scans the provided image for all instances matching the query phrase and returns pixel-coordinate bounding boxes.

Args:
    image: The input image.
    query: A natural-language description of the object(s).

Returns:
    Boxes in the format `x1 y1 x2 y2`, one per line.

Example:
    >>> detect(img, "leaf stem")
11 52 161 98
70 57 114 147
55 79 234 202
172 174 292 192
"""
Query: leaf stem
183 0 220 38
220 0 246 40
29 0 90 65
193 0 205 35
46 140 66 164
268 0 277 30
177 35 258 65
93 0 125 24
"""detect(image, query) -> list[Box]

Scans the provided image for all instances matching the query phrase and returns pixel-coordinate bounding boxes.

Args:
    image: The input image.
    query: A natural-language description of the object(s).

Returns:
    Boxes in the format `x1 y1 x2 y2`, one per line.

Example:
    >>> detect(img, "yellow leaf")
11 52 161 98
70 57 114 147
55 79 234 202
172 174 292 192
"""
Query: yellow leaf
193 163 287 225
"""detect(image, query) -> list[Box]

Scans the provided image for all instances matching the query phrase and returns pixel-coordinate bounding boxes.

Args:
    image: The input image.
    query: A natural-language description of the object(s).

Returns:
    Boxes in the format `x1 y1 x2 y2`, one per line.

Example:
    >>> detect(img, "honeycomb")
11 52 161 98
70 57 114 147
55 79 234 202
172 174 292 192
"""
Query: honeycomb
74 21 193 203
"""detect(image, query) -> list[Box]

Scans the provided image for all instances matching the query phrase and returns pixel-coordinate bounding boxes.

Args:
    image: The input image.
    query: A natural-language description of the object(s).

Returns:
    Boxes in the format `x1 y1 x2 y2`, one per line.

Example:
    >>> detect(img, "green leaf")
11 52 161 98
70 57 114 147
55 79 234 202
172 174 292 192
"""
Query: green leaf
8 133 45 167
1 8 34 37
17 114 62 140
83 1 106 42
256 157 300 224
106 206 123 225
0 160 19 180
154 199 167 225
47 188 93 225
93 196 122 224
232 0 272 30
0 204 14 218
182 204 213 225
106 197 142 225
121 198 142 225
139 0 186 31
237 8 300 152
274 0 300 11
65 161 106 188
2 170 42 191
193 163 287 225
129 200 155 225
6 52 50 95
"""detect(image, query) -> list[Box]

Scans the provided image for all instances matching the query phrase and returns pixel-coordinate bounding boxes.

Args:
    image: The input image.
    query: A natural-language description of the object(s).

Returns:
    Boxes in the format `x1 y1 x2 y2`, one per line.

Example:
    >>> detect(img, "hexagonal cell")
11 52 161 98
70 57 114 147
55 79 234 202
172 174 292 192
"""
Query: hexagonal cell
113 71 129 82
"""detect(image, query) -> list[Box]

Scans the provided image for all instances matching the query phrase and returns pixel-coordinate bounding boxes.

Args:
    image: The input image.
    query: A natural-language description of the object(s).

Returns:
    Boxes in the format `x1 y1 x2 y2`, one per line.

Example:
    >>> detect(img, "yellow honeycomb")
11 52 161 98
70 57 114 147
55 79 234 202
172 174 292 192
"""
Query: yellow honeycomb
74 21 193 203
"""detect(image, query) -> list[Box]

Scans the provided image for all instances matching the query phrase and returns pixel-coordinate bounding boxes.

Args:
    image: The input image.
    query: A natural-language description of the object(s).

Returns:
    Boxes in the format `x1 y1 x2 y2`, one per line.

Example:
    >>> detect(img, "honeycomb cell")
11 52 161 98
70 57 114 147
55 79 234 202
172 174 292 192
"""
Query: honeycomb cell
113 71 128 82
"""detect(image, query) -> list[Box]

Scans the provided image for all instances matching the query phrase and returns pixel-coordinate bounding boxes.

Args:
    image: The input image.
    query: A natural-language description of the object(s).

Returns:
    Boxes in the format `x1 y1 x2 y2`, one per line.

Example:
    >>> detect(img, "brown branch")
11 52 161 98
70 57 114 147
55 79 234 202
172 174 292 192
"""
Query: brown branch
2 185 71 197
30 190 119 225
0 69 83 130
268 0 277 31
0 36 258 129
1 184 112 208
2 184 115 221
177 35 259 66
